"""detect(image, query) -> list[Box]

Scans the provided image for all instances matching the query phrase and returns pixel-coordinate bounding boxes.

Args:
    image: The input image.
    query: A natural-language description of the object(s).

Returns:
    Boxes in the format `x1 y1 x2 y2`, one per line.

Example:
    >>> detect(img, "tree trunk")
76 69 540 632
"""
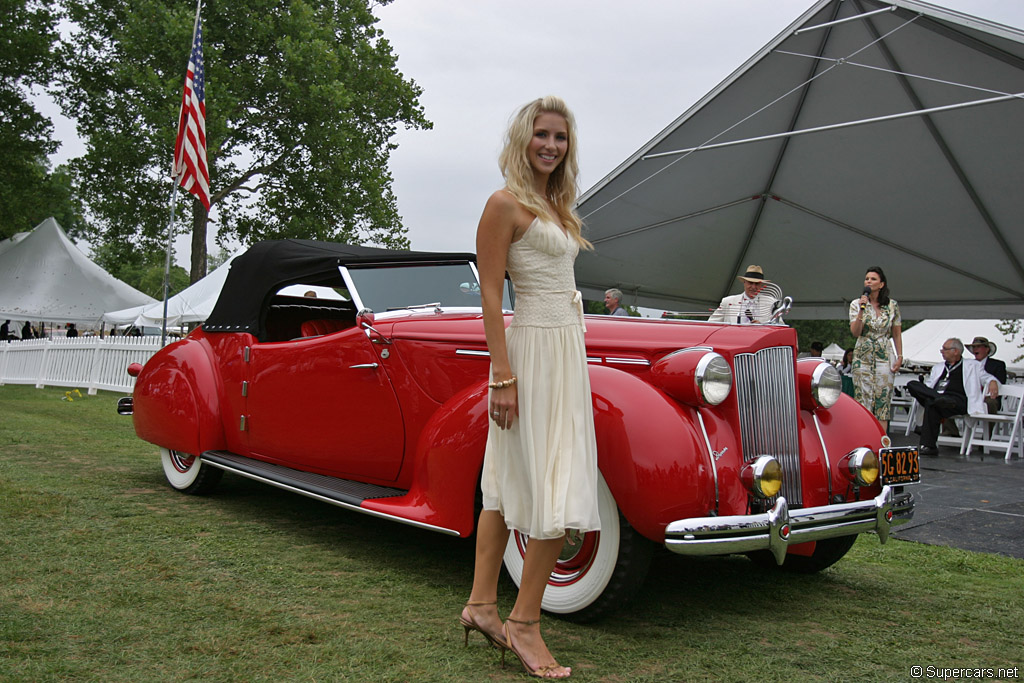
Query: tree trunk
189 200 208 284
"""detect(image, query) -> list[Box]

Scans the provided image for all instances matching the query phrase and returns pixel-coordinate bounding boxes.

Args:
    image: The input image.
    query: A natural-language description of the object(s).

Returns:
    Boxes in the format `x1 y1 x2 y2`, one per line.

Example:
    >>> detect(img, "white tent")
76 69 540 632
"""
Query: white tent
822 342 845 362
0 217 155 325
575 0 1024 320
901 319 1022 373
103 250 242 327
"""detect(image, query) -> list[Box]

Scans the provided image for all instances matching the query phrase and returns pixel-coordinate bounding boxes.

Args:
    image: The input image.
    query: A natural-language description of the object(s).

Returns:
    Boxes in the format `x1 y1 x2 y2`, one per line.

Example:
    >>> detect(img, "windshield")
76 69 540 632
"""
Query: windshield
344 262 511 314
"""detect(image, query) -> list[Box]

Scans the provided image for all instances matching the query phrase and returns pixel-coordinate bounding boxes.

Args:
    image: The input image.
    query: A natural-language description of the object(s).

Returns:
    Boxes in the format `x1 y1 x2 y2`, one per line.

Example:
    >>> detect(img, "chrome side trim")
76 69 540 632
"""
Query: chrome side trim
696 409 720 511
200 458 462 537
456 349 490 357
813 412 833 502
664 486 914 564
604 357 651 366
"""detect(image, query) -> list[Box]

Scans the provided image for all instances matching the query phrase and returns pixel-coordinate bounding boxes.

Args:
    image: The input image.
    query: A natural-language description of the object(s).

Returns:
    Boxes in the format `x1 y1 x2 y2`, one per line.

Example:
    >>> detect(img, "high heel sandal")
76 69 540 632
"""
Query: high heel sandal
501 617 571 679
460 601 507 649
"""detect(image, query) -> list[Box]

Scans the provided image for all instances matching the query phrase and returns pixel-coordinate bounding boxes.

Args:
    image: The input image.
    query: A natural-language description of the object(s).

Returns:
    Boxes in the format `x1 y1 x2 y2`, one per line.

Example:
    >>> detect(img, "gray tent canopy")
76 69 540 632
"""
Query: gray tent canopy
0 217 155 325
575 0 1024 320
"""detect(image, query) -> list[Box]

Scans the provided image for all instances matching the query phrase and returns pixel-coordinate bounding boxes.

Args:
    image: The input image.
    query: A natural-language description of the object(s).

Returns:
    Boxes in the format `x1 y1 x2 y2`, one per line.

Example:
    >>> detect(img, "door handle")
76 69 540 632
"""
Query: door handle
349 363 379 369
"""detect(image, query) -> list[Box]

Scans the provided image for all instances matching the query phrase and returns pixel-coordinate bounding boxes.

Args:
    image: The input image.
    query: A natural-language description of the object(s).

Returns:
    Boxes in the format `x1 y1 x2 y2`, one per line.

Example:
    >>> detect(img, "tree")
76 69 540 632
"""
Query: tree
0 0 61 238
57 0 430 283
996 320 1024 363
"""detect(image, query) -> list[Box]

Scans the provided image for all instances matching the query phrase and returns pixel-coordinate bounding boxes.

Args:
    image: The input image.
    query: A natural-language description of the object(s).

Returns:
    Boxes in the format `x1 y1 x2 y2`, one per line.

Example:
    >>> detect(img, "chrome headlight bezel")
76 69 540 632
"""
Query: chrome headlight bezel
839 447 879 487
741 455 783 499
695 352 733 406
811 361 843 409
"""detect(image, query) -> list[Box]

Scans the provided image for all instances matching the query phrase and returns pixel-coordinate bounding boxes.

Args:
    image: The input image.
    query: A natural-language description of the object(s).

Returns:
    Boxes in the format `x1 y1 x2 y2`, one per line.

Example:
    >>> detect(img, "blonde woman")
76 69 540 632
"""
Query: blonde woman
460 96 600 680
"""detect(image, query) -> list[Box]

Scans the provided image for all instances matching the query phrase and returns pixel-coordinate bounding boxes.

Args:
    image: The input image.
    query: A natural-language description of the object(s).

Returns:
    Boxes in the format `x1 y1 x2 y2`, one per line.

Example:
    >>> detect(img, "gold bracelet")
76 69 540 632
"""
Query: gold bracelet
488 376 517 390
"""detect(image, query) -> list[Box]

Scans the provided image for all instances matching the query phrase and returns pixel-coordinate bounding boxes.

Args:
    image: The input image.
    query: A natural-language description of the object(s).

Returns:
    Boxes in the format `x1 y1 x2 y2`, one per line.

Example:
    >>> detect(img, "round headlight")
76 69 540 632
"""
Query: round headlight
811 362 843 409
840 447 879 486
741 455 783 499
696 353 733 406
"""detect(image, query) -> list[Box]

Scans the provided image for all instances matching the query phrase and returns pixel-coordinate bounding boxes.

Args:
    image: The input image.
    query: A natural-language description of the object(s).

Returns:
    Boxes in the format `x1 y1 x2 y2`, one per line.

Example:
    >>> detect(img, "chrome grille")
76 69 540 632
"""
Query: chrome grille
733 346 801 506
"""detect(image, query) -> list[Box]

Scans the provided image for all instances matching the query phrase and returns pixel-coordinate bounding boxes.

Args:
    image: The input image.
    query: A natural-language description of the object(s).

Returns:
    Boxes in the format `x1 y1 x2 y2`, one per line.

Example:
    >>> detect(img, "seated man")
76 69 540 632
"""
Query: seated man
905 337 999 456
966 336 1007 413
707 265 776 324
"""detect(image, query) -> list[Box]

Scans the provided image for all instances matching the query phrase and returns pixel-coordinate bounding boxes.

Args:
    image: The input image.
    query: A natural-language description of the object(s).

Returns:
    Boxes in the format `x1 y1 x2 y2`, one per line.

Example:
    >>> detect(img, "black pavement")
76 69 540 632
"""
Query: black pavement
887 429 1024 560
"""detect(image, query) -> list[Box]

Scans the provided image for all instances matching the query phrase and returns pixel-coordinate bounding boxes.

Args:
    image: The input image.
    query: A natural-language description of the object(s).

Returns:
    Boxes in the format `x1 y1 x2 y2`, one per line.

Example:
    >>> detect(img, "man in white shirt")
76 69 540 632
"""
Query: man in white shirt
906 337 1000 455
707 265 775 324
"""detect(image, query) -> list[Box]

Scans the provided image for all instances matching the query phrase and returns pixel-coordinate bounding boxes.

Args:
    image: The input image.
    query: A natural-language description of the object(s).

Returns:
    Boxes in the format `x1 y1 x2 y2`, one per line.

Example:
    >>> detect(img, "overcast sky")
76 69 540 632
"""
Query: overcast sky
45 0 1024 262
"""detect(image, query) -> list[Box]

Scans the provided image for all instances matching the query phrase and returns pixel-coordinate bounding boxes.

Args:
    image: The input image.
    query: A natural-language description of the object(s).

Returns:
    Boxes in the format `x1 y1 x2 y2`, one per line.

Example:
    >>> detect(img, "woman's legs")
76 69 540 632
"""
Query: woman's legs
464 509 509 637
505 536 570 677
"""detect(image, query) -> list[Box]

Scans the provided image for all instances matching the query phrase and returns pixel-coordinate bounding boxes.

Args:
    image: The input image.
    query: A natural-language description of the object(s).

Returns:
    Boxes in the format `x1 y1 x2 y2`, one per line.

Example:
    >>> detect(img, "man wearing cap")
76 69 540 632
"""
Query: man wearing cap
708 265 776 324
967 336 1007 412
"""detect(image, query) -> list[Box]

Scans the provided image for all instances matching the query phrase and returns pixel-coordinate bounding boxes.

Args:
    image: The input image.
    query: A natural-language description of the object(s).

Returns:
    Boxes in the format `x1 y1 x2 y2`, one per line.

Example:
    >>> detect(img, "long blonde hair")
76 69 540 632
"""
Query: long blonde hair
499 96 592 250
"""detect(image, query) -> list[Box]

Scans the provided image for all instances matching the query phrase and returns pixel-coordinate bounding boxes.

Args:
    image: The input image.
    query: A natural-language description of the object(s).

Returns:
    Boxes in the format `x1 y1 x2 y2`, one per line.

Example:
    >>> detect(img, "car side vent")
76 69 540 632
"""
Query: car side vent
732 346 801 506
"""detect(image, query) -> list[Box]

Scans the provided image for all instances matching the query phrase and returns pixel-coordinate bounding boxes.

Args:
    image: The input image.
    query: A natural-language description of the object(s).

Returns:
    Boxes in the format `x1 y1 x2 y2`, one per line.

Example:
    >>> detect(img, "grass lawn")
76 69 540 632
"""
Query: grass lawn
1 384 1022 682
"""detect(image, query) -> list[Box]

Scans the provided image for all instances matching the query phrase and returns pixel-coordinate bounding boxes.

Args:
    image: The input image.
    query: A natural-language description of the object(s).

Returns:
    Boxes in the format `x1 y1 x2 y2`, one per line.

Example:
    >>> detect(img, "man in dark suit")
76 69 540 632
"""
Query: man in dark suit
967 336 1007 413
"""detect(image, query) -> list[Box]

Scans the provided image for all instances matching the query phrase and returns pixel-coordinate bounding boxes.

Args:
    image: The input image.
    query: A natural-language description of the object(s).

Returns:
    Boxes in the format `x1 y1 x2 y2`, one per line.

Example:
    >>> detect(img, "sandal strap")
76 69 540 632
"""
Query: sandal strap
506 616 540 625
465 600 496 607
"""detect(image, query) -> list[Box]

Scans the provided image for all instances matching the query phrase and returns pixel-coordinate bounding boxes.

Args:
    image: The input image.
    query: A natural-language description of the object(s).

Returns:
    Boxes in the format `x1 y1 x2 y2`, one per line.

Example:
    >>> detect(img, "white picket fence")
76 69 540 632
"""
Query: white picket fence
0 336 163 394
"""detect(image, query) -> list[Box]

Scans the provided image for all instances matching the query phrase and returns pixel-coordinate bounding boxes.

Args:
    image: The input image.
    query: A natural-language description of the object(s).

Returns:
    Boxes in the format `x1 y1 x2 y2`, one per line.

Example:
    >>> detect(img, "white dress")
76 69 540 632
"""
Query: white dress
480 217 602 540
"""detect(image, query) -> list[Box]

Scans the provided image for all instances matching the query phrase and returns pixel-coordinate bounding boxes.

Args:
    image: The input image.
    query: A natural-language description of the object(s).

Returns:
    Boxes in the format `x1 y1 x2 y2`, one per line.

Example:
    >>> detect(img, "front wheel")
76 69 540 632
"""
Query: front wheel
502 475 654 622
160 448 222 495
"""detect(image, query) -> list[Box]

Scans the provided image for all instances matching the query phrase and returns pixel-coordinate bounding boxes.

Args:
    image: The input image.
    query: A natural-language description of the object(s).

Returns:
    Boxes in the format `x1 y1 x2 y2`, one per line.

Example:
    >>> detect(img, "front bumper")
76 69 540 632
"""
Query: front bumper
664 485 914 564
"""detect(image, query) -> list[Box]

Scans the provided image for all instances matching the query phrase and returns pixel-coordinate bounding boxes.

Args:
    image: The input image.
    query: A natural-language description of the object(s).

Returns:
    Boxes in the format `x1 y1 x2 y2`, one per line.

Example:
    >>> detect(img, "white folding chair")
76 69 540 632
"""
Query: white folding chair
961 384 1024 461
889 373 915 433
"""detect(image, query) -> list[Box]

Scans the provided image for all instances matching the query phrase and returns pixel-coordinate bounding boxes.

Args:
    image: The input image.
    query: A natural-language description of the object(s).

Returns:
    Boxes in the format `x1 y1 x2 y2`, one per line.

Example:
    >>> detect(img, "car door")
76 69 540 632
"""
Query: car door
245 326 405 481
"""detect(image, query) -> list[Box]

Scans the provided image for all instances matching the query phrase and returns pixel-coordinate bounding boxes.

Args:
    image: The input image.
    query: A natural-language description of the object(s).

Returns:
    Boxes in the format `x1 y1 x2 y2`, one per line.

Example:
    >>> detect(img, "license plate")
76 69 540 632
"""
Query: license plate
879 446 920 485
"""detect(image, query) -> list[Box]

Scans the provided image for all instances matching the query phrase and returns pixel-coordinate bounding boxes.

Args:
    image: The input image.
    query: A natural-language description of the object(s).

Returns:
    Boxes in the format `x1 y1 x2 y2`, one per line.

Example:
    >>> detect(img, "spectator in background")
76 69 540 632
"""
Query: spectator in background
604 288 629 316
66 323 79 338
849 266 903 433
906 337 999 456
966 336 1007 413
0 320 10 341
22 321 32 340
708 265 776 324
810 341 824 357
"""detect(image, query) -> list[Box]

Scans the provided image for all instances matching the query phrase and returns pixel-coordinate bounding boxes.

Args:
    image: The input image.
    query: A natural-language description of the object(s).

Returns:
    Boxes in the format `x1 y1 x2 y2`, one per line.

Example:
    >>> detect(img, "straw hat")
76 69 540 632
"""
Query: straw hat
737 265 769 283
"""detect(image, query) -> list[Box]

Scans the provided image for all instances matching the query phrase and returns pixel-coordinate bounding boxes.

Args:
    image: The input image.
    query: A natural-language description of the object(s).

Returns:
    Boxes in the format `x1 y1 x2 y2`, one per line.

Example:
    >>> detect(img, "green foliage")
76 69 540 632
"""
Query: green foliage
996 319 1024 363
0 0 66 238
2 384 1023 681
56 0 430 278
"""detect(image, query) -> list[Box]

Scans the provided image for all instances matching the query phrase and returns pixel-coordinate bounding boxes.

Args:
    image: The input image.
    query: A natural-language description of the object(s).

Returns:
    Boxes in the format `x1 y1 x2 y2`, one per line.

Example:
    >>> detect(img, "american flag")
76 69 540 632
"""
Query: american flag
172 4 210 210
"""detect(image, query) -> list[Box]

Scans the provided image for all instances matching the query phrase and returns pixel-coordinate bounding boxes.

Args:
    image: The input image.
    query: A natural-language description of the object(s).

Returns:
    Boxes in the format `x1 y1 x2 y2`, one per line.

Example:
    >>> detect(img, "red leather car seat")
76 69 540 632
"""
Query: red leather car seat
299 319 350 338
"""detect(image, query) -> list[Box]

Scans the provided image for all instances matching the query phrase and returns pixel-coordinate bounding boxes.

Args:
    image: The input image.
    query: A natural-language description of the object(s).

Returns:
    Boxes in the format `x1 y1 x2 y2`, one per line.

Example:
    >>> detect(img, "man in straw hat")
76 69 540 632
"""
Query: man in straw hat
708 265 776 324
966 336 1007 412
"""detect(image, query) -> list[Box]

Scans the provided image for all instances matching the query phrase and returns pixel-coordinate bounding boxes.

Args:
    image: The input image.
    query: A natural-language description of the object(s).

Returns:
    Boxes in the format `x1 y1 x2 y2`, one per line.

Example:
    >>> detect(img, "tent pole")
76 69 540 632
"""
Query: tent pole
162 183 180 347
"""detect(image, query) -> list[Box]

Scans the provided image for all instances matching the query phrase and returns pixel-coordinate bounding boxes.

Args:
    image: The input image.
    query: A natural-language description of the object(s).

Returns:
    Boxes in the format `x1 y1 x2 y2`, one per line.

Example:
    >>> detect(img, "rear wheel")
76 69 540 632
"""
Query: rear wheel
160 448 222 494
502 475 654 622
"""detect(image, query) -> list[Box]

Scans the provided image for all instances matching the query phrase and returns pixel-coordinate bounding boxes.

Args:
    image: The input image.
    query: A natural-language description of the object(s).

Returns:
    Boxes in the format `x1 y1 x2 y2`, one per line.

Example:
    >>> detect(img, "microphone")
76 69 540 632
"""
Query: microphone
860 286 871 312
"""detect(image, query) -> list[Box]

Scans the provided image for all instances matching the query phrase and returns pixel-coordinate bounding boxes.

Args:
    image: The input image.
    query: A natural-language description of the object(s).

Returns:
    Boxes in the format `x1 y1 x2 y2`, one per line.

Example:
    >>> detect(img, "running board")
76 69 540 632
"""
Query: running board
199 451 461 537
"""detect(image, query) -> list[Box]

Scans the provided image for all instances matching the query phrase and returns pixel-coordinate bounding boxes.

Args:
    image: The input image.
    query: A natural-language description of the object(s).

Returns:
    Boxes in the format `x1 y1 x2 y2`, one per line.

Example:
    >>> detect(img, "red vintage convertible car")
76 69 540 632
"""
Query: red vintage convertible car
119 240 917 620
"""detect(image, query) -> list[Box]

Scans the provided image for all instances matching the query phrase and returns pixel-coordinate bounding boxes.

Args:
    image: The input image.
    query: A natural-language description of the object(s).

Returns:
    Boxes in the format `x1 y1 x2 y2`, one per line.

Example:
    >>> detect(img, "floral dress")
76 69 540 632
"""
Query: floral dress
848 299 901 421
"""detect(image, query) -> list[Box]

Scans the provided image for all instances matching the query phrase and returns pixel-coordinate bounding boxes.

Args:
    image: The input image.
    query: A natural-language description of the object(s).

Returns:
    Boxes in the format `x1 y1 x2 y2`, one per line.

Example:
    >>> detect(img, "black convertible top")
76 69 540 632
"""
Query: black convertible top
204 239 476 334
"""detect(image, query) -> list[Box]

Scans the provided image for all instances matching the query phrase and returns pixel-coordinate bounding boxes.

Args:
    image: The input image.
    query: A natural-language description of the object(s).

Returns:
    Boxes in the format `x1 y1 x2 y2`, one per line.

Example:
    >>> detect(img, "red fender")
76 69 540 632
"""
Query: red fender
132 338 226 456
366 366 717 542
811 393 886 500
362 381 490 537
588 365 714 542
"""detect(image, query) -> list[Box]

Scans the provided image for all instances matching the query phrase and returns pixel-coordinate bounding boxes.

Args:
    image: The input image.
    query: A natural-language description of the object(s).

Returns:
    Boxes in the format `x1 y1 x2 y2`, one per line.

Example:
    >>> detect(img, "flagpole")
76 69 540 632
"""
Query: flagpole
161 182 180 347
164 0 205 347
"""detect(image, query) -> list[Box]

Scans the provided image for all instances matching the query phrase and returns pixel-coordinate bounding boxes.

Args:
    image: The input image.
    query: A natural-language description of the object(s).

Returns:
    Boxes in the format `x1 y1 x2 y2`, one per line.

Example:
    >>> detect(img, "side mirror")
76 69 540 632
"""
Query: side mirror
356 309 374 327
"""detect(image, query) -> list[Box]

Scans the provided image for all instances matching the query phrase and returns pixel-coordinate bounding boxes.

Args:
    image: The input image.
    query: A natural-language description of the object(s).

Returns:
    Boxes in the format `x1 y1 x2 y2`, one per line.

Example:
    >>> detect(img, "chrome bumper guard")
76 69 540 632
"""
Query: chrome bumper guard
664 485 914 565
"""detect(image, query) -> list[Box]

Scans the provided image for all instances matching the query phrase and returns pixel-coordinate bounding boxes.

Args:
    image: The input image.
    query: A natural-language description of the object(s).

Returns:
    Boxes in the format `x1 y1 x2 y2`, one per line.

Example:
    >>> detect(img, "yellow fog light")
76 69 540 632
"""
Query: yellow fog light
840 447 879 486
741 456 783 499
